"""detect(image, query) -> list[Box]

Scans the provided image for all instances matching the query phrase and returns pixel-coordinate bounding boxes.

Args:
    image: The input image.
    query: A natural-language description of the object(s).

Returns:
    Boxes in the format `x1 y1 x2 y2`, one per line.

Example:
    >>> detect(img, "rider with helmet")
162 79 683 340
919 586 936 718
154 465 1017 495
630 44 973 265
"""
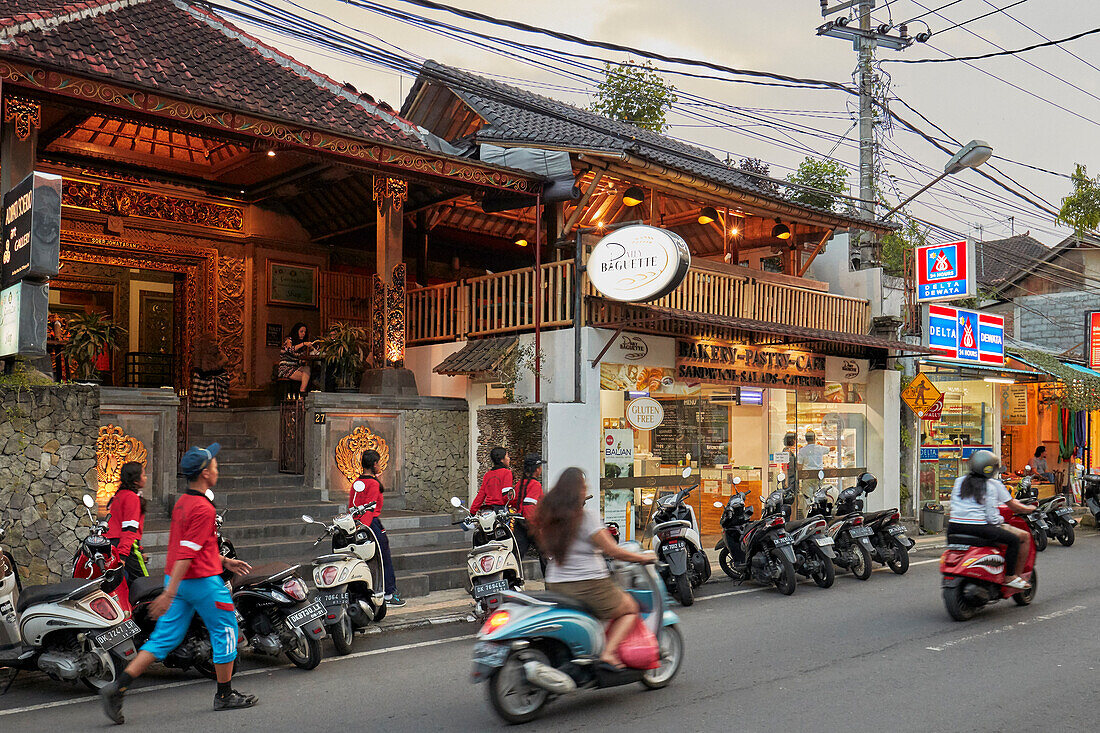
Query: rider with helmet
948 450 1036 590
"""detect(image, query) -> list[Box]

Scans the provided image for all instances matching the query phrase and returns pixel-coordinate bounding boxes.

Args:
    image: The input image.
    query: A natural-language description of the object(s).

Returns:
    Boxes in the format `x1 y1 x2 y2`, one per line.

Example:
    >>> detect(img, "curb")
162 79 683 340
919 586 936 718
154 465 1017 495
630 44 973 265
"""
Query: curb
368 611 476 634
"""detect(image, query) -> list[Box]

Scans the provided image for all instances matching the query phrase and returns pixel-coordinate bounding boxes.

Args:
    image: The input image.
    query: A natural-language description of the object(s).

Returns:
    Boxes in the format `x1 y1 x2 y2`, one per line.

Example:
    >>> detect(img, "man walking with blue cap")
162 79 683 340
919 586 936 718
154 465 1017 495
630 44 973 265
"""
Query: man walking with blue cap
100 443 256 724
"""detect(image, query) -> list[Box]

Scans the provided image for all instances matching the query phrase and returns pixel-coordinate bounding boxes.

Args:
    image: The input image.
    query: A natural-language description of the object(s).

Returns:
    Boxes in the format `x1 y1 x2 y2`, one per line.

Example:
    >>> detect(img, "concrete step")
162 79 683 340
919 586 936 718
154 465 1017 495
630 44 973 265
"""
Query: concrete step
184 434 258 450
390 544 470 572
188 411 245 423
188 421 249 437
213 474 304 490
421 559 542 592
398 574 430 598
215 448 273 462
386 526 465 550
216 460 280 474
216 485 324 504
381 511 456 531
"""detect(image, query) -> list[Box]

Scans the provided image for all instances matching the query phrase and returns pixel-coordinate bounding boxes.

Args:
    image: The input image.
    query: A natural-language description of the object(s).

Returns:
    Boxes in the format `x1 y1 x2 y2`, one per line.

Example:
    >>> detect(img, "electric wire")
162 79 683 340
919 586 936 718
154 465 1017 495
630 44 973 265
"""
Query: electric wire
982 0 1100 75
883 26 1100 64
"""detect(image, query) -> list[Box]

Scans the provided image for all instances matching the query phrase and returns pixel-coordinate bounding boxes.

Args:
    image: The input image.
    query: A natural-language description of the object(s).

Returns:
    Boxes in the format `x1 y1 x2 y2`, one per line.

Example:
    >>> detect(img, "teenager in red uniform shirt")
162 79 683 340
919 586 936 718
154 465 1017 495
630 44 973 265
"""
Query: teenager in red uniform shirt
471 447 512 512
104 462 149 609
100 444 255 725
509 454 547 575
348 449 404 607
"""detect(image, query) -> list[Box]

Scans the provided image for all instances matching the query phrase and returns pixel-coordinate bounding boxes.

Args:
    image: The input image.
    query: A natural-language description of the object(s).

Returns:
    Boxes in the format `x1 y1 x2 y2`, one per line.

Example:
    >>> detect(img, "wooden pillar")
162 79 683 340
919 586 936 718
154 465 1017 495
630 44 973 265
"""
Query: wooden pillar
1 89 39 194
783 222 799 276
414 210 428 288
373 176 407 367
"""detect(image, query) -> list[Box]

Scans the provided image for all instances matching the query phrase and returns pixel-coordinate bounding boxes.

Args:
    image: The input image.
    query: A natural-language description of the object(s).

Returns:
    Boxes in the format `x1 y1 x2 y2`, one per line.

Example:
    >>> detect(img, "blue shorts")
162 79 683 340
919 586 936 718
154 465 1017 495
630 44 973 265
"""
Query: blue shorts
141 574 239 664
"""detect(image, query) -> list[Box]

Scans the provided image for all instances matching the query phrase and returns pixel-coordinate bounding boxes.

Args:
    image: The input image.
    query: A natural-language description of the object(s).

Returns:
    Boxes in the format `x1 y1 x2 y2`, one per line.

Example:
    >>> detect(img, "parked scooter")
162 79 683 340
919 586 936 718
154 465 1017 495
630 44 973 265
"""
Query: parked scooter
471 542 684 724
1012 473 1050 552
845 473 915 574
1016 468 1076 547
1082 471 1100 529
0 522 139 691
451 497 524 618
780 476 837 588
645 468 710 606
806 478 875 580
70 495 128 608
940 505 1037 621
303 503 387 655
715 477 799 594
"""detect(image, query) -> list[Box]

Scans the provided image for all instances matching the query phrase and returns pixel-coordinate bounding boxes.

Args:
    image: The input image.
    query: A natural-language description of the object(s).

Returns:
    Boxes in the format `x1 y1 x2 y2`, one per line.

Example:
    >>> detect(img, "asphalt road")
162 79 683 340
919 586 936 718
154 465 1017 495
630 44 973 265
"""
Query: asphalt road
4 537 1099 732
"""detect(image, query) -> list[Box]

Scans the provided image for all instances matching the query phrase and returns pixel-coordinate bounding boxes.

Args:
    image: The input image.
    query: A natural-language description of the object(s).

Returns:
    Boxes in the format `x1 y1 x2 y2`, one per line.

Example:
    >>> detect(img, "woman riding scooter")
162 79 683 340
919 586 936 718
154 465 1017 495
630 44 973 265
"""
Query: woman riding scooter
535 468 652 668
949 450 1036 590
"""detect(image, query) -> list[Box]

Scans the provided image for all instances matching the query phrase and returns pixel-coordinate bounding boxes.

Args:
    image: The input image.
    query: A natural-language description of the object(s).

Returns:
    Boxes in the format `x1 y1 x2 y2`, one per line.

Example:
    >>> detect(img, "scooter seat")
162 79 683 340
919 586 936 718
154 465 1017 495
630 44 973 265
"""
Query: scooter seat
784 518 822 533
946 534 1000 548
16 578 97 613
864 510 896 523
231 562 294 590
526 591 598 618
130 576 166 603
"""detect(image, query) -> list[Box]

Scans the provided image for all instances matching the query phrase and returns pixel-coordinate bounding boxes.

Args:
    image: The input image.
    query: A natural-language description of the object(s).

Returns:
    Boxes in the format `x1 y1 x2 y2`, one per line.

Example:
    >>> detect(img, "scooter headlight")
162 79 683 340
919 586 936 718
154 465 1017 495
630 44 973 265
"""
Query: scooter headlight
479 555 496 573
281 577 308 601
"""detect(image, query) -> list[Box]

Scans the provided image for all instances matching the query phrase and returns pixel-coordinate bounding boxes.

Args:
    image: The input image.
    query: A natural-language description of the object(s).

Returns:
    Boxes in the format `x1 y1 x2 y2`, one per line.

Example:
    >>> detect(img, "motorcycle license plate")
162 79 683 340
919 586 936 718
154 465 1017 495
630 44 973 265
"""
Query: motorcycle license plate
286 601 326 628
814 537 834 547
1055 508 1073 517
887 525 907 535
849 526 873 538
665 540 686 552
93 619 140 650
472 579 510 599
773 536 793 547
318 591 349 609
473 641 509 667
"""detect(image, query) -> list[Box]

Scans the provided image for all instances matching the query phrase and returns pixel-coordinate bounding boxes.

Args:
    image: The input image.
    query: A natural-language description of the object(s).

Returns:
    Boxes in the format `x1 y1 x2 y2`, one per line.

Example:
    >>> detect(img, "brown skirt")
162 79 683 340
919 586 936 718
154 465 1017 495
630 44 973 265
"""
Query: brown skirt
545 576 625 620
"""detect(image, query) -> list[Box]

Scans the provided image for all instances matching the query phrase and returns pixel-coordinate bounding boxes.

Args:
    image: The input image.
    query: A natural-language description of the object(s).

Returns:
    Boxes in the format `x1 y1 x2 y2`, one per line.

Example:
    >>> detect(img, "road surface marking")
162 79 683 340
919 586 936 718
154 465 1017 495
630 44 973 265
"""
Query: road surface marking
925 605 1086 652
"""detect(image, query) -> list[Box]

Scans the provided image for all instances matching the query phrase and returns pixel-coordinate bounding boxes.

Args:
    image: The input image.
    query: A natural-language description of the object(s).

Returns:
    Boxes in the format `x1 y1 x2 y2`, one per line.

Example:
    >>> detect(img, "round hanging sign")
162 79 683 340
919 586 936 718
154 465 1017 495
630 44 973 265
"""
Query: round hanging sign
626 397 664 431
587 225 691 302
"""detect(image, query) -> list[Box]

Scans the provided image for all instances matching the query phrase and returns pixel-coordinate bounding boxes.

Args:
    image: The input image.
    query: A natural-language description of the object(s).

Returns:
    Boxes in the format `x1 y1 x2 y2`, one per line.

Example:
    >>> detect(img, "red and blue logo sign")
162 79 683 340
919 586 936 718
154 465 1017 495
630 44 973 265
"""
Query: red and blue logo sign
916 240 973 302
925 305 1004 365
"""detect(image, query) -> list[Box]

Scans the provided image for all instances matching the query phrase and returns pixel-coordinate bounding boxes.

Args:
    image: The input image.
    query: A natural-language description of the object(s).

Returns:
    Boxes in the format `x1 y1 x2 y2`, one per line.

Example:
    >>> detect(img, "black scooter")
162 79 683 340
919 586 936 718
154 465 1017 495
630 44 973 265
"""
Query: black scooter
646 469 710 606
715 477 798 595
806 480 875 580
1083 472 1100 530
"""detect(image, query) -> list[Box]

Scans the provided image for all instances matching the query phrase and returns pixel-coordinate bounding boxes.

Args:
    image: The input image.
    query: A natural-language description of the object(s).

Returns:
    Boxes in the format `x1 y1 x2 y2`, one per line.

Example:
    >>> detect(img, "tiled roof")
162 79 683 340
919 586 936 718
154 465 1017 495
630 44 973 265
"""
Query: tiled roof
0 0 424 147
975 234 1051 288
406 60 885 229
434 336 516 376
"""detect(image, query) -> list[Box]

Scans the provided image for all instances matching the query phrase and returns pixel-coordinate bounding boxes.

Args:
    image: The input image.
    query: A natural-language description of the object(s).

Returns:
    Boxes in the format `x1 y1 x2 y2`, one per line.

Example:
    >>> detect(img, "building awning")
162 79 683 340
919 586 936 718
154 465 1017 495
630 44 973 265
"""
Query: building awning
433 336 516 376
1063 362 1100 379
921 358 1046 379
587 299 928 355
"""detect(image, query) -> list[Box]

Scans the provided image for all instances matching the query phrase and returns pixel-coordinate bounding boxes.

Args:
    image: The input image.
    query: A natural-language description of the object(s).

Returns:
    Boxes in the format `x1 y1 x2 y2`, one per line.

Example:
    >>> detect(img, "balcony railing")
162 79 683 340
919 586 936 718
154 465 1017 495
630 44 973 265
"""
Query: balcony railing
406 259 870 345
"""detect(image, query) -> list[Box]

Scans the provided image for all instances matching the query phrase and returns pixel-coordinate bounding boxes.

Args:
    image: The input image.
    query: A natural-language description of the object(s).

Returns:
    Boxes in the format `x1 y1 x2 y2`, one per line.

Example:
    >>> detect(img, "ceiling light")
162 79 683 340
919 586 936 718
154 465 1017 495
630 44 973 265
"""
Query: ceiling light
698 206 719 225
984 376 1015 385
730 227 739 236
515 238 528 247
266 149 277 157
622 186 645 207
772 222 791 240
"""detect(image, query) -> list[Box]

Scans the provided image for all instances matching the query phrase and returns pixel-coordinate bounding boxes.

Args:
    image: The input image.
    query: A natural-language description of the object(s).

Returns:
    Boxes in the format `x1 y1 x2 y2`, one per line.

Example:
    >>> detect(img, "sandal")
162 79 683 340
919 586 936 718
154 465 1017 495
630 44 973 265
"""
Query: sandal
1004 577 1031 590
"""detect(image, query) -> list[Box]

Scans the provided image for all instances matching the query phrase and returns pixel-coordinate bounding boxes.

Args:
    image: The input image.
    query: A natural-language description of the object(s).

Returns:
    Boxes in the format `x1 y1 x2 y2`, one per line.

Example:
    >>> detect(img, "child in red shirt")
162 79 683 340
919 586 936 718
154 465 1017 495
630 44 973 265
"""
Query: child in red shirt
105 461 149 609
349 449 404 607
509 453 546 574
471 447 512 512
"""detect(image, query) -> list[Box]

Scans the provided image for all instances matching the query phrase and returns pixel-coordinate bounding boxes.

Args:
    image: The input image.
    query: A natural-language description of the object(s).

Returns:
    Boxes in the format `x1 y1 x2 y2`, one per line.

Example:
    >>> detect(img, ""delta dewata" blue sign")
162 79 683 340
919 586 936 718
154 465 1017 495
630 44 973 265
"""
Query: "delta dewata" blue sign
915 240 975 302
923 304 1004 366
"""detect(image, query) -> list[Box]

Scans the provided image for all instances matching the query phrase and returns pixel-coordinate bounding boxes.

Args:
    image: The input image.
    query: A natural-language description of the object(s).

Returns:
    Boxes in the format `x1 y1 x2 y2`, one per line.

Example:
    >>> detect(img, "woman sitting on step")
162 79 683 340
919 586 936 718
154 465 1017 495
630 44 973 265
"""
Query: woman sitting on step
349 449 405 608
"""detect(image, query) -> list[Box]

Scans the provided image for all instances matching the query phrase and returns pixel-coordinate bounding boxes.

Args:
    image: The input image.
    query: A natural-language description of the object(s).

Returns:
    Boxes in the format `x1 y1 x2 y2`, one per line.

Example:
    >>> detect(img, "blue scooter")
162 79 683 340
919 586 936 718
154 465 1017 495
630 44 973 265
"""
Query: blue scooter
471 543 684 724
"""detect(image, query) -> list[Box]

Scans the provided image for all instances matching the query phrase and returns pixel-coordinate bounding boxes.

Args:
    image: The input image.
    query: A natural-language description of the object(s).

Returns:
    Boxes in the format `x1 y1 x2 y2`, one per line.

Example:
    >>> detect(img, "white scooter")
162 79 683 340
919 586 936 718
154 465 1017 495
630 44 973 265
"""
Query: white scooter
0 496 140 692
303 503 387 655
645 468 709 606
450 496 524 618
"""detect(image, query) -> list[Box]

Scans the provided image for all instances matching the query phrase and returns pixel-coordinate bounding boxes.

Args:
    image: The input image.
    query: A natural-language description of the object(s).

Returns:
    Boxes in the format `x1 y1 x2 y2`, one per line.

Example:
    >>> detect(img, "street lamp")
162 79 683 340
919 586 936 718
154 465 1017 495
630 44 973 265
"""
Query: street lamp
884 140 993 218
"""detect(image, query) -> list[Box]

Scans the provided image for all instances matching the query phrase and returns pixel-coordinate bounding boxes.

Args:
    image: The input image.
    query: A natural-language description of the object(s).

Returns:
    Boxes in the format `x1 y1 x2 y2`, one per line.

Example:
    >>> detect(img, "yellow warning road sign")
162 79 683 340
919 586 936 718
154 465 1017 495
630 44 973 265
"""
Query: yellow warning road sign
902 373 944 418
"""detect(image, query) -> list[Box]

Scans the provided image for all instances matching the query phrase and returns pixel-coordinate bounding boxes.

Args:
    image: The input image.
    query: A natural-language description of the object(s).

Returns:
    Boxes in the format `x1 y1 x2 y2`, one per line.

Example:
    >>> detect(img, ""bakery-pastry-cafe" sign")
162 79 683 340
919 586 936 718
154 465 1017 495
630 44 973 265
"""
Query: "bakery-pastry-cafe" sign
676 339 825 389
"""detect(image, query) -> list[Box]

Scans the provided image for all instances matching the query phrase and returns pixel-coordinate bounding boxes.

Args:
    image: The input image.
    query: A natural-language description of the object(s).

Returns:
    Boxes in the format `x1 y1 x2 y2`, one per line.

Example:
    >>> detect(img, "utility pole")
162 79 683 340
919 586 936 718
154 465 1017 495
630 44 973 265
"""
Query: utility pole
817 1 912 270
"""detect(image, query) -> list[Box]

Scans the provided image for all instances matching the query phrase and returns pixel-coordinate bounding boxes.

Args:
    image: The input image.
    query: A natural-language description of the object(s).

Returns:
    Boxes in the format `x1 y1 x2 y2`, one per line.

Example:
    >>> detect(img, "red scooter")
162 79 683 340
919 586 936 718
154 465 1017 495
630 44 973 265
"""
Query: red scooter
940 506 1037 621
71 494 129 610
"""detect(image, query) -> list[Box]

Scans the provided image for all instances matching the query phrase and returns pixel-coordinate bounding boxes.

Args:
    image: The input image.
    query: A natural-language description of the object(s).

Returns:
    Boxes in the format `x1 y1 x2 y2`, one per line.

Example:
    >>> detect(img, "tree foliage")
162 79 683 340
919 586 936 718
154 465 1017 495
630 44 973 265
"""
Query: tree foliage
589 60 677 133
737 157 780 195
878 216 926 278
1057 163 1100 236
785 157 850 212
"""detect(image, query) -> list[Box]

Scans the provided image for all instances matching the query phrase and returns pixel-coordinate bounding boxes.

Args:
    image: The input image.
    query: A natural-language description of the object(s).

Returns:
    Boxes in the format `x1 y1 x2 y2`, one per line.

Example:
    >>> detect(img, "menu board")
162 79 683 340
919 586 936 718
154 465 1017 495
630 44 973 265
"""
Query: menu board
652 404 684 463
651 400 729 466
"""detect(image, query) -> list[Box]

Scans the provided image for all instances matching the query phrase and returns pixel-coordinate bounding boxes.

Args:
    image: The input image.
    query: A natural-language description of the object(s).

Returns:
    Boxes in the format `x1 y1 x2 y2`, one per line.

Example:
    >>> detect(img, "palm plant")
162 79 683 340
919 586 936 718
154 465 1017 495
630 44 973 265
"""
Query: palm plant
315 321 369 391
61 312 125 383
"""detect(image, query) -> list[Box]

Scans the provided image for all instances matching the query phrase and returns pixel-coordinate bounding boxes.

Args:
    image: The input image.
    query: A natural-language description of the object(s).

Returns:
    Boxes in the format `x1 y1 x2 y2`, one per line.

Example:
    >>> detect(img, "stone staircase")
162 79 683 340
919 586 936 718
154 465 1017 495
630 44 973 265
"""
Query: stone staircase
143 410 539 597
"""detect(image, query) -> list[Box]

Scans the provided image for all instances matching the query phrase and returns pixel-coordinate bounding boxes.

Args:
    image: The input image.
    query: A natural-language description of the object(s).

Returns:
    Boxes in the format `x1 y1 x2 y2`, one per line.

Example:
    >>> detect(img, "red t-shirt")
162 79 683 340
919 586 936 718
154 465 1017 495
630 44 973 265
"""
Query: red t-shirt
164 491 223 579
105 488 144 557
471 467 513 512
509 478 543 521
349 475 384 525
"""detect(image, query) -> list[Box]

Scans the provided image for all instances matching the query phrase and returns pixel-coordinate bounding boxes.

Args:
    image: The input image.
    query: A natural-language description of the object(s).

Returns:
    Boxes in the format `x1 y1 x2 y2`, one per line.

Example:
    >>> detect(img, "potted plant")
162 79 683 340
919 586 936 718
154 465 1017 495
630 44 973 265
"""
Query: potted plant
61 312 125 384
315 321 368 392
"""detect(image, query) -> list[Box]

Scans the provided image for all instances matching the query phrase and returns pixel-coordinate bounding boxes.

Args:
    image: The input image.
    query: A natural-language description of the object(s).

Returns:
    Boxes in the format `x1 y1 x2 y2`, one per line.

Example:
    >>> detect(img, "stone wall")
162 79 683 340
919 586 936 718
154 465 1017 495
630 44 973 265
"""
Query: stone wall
0 385 99 584
1016 291 1100 358
404 409 469 512
475 405 545 487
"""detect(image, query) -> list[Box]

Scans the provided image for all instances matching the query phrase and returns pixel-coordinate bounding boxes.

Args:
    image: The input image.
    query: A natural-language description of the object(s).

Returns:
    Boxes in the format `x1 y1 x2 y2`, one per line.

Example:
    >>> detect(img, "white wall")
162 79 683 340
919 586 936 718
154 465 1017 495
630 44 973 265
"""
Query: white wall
865 368 902 513
404 341 469 399
805 232 901 319
544 401 602 501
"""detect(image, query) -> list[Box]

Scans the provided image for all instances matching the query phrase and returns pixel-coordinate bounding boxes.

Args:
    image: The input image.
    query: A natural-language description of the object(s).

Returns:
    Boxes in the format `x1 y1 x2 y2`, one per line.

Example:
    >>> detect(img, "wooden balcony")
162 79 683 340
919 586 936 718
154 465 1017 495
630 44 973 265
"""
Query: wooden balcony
406 258 871 345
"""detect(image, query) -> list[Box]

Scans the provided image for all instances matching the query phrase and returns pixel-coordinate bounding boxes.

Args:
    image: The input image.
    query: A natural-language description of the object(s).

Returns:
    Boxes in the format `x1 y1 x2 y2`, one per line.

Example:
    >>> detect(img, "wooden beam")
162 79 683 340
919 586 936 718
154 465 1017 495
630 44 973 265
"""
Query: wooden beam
560 171 604 236
798 228 835 277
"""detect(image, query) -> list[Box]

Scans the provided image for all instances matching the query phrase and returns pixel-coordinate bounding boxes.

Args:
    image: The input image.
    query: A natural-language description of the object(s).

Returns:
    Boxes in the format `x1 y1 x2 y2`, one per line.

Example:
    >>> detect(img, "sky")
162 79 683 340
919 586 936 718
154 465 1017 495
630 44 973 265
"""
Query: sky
221 0 1100 248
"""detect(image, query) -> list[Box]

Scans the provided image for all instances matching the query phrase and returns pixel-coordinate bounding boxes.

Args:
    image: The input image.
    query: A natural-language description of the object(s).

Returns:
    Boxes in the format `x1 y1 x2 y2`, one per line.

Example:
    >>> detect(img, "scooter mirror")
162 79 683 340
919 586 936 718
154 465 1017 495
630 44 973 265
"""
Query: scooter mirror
681 467 692 479
1025 465 1031 471
301 514 314 524
713 501 723 508
732 477 742 485
777 473 786 482
82 494 95 509
643 498 653 506
818 470 825 480
450 496 463 508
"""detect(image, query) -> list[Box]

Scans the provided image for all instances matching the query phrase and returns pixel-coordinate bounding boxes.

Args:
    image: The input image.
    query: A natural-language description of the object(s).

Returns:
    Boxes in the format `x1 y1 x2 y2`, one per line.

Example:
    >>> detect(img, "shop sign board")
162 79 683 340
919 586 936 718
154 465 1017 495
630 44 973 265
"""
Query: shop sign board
625 397 664 430
603 430 634 478
587 225 690 302
923 304 1004 366
1087 311 1100 370
1001 384 1029 426
915 239 974 302
2 172 62 289
902 373 943 418
920 445 992 462
824 356 869 384
598 331 675 367
0 281 48 357
676 339 825 389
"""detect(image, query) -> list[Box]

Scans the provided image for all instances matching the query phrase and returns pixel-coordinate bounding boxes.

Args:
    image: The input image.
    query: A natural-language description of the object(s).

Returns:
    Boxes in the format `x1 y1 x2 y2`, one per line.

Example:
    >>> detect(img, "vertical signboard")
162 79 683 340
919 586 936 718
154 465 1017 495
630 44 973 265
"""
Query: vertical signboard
0 281 48 357
923 304 1004 366
1088 311 1100 371
915 239 975 302
2 172 62 288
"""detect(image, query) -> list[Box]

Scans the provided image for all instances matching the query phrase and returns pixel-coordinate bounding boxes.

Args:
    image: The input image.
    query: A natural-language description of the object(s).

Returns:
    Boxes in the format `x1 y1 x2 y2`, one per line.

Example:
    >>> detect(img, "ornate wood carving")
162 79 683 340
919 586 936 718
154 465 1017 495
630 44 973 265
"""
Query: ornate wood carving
216 255 246 385
334 426 390 484
386 263 406 367
95 425 148 507
371 273 386 367
3 96 40 140
372 176 408 216
63 179 244 232
0 61 537 193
